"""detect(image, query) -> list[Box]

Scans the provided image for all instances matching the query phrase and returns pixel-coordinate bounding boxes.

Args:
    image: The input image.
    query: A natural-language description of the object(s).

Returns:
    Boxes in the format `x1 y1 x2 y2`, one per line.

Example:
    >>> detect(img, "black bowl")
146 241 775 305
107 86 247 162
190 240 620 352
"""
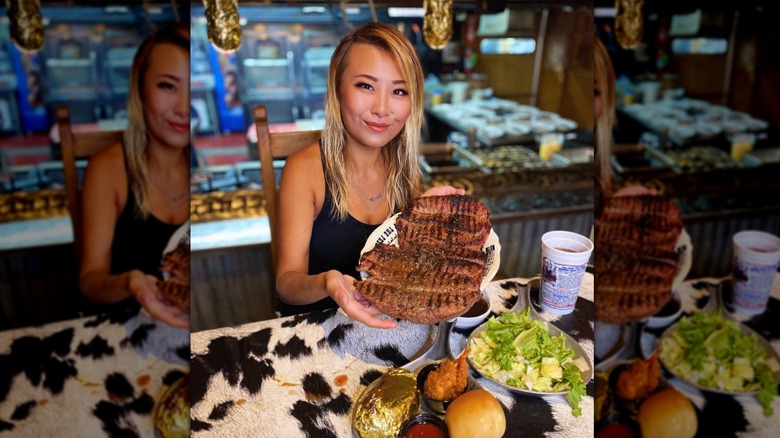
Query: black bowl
416 363 455 415
417 362 473 415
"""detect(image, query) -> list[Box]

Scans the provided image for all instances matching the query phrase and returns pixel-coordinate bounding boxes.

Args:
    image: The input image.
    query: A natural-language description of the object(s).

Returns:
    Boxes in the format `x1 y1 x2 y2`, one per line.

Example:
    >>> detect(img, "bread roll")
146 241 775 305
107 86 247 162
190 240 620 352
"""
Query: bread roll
637 389 697 438
444 389 505 438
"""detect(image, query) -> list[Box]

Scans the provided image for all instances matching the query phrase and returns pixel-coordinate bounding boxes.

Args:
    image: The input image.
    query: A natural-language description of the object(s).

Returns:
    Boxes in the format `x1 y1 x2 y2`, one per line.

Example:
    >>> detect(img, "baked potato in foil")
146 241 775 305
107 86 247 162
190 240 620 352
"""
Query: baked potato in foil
352 368 421 438
153 374 189 438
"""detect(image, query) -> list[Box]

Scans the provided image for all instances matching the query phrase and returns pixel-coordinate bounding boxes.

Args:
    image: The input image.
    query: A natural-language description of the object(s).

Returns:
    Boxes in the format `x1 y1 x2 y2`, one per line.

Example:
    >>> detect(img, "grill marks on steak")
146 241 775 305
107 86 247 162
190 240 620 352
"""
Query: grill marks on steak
357 278 479 324
595 196 682 255
158 240 190 311
595 196 682 324
356 195 492 324
359 244 487 281
399 196 492 252
396 217 491 251
406 195 491 224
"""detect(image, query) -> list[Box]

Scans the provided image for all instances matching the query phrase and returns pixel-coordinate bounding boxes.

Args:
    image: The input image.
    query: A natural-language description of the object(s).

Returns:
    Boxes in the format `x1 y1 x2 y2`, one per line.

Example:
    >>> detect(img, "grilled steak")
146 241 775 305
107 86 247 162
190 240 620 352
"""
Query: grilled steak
356 277 481 324
359 243 487 281
595 196 682 324
158 240 190 311
356 195 492 324
396 217 491 251
406 195 491 224
397 196 491 251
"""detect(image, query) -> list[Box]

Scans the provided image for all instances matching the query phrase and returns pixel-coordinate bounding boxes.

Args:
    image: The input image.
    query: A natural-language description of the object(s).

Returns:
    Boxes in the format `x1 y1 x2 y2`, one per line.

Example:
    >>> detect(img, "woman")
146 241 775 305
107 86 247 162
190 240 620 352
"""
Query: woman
594 36 655 217
79 24 190 328
276 22 461 328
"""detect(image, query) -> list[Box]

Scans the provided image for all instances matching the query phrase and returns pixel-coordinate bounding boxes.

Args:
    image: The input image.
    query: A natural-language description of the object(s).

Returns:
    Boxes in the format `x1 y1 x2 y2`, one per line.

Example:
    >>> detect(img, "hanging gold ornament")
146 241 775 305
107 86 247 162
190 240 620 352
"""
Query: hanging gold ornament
615 0 644 49
5 0 44 53
203 0 242 53
423 0 453 50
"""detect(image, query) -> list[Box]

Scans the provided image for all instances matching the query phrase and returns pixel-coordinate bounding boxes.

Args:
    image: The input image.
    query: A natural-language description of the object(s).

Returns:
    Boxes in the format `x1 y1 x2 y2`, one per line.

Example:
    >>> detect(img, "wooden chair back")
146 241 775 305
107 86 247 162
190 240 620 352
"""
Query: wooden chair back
255 105 321 273
57 105 124 257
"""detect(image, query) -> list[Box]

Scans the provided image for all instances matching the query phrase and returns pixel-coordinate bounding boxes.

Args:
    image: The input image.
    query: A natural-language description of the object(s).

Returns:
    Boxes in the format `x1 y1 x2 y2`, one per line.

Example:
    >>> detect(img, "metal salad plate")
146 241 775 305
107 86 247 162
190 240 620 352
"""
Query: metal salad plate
465 305 594 397
657 316 780 396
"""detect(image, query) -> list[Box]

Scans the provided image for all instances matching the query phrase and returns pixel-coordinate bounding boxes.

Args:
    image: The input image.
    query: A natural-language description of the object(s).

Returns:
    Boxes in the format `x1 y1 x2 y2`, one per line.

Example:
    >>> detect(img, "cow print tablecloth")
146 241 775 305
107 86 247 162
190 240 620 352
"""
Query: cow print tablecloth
599 273 780 437
190 275 595 437
0 305 189 436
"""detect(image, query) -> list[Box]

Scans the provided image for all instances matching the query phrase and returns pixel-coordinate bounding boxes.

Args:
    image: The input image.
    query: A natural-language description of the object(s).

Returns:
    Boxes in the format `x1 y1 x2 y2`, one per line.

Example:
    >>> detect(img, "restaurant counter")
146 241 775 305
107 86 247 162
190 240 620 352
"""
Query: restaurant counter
191 274 595 437
0 305 189 435
596 273 780 437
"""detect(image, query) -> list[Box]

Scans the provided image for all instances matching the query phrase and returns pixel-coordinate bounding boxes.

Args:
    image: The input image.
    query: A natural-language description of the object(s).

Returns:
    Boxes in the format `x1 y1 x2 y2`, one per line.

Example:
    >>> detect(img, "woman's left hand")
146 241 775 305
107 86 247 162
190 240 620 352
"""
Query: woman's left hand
421 185 466 197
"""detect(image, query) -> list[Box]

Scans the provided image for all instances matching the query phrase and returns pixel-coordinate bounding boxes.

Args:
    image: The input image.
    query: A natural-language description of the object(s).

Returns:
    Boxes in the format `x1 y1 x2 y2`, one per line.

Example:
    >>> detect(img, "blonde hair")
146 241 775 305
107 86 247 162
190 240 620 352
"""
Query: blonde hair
322 22 423 222
594 37 616 216
124 23 190 218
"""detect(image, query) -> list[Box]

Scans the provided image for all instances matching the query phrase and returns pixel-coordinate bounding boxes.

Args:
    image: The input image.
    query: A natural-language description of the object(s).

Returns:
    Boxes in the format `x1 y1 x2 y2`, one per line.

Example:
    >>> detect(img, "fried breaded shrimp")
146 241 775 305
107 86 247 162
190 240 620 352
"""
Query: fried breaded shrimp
616 350 660 401
424 349 470 401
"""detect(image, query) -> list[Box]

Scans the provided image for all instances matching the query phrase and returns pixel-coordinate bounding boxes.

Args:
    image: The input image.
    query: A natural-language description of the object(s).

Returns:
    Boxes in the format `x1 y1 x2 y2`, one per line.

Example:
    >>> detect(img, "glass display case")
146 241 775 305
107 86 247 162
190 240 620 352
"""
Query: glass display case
41 24 100 123
240 24 296 102
100 27 138 120
191 21 219 133
0 26 20 133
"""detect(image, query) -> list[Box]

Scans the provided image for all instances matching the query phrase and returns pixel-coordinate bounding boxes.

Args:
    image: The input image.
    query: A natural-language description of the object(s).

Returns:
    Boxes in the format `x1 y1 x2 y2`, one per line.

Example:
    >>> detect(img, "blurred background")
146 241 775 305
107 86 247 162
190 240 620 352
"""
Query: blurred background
1 1 596 332
595 0 780 279
0 0 186 330
188 0 595 331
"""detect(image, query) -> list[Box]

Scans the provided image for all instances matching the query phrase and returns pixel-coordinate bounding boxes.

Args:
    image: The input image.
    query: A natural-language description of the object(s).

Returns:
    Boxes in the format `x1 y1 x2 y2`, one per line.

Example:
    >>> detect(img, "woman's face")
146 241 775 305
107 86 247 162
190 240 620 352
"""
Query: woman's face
143 43 190 149
339 43 412 150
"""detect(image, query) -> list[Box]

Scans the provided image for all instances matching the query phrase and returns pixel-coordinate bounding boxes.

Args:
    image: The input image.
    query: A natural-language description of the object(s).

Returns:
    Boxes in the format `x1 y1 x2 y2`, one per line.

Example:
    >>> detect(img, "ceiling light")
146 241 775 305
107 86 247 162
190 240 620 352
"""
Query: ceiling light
203 0 242 54
5 0 44 53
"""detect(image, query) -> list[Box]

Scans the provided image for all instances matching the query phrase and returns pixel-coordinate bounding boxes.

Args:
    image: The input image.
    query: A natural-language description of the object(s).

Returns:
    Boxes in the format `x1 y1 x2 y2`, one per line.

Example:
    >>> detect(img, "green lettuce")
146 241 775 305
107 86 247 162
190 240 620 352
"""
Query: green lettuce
659 310 778 416
469 307 587 416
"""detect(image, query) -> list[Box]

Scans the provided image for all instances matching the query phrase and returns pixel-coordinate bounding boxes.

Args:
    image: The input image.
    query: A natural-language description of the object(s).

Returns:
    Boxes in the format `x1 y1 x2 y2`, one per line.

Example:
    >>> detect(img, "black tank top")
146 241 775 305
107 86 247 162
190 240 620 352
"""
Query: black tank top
110 154 183 279
276 143 381 316
81 149 184 316
111 147 186 279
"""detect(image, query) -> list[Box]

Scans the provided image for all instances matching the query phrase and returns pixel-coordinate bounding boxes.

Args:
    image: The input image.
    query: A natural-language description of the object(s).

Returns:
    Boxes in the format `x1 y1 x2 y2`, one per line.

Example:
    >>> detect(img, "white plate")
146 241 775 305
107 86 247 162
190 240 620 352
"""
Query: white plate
556 118 578 132
359 212 501 291
162 220 190 257
673 229 693 288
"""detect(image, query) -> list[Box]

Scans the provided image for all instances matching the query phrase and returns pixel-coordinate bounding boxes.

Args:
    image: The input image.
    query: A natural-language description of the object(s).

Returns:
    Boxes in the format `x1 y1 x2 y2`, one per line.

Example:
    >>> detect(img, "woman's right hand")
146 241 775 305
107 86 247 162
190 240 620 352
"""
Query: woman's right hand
127 270 189 329
325 270 397 329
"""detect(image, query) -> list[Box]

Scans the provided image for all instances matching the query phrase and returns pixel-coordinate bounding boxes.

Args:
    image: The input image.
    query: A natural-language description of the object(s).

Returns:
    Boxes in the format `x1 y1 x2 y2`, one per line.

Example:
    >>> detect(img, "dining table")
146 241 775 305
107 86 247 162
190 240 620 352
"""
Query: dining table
0 304 189 437
190 274 595 438
595 272 780 437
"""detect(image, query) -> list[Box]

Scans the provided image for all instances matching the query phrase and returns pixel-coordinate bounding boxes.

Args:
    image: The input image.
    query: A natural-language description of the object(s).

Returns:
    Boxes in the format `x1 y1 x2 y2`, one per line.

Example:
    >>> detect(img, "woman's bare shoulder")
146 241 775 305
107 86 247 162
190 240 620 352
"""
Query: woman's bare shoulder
285 141 323 173
87 142 125 175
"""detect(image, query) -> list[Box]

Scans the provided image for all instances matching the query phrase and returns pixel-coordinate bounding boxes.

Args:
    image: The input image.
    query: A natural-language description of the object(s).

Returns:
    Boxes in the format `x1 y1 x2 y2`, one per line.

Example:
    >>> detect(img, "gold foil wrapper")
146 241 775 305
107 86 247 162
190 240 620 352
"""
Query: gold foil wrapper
353 368 421 438
423 0 453 50
615 0 644 49
5 0 44 52
154 374 190 438
203 0 242 52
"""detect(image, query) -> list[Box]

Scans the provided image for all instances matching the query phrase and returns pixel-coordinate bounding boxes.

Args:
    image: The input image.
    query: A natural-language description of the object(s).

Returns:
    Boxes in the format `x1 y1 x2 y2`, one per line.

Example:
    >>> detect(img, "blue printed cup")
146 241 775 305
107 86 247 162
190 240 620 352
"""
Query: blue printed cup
540 231 594 315
732 231 780 315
